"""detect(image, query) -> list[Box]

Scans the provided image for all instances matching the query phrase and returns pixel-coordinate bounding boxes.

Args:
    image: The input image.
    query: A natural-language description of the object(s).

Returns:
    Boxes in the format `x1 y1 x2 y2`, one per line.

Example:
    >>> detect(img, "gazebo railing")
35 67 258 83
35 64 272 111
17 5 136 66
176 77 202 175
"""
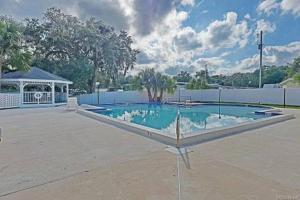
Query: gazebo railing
23 92 52 104
0 93 21 108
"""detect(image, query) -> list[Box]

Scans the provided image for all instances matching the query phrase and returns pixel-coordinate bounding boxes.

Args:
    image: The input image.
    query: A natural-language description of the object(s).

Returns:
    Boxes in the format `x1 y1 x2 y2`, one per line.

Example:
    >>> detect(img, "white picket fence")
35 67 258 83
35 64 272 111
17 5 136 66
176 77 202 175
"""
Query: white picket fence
0 93 21 109
78 88 300 106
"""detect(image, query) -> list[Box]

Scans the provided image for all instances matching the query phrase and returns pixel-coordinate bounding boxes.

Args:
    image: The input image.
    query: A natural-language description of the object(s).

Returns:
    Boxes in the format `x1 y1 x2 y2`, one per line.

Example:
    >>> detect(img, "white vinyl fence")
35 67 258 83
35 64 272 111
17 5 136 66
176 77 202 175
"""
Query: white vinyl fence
177 88 300 106
78 88 300 106
0 93 21 109
78 91 149 105
183 88 285 104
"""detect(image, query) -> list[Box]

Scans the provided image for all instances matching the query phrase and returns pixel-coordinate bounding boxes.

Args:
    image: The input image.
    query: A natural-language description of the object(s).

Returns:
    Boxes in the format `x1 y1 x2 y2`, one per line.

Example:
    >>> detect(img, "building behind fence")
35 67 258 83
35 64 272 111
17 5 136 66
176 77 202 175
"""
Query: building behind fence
77 88 300 106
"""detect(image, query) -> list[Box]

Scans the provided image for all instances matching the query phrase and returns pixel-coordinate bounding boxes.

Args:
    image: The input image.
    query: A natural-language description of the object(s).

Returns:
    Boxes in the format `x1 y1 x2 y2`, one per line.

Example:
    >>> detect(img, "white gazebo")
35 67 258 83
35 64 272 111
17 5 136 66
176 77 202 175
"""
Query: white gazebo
0 67 73 107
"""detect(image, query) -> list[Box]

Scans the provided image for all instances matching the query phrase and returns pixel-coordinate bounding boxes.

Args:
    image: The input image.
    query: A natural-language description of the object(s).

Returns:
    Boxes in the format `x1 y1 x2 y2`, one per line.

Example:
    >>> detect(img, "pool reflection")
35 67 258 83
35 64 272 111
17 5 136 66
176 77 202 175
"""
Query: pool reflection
96 104 266 135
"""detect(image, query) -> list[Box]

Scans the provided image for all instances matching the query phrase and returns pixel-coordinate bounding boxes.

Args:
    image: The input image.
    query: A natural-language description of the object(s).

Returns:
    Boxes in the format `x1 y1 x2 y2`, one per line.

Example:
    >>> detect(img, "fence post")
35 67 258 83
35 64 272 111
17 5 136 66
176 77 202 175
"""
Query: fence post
176 110 180 147
97 90 100 105
218 88 221 103
218 88 221 119
96 82 100 105
283 88 286 108
20 81 24 106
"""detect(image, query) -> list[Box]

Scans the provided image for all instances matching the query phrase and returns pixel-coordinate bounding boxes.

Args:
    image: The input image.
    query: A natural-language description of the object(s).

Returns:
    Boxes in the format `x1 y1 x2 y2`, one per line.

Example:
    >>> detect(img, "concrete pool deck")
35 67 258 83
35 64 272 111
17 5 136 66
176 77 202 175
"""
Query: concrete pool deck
0 107 300 199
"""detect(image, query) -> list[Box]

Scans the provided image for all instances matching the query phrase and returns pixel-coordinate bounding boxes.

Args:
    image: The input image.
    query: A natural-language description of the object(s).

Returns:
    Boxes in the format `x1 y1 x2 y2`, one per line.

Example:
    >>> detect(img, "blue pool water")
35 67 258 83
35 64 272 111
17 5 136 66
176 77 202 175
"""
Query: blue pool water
90 104 269 135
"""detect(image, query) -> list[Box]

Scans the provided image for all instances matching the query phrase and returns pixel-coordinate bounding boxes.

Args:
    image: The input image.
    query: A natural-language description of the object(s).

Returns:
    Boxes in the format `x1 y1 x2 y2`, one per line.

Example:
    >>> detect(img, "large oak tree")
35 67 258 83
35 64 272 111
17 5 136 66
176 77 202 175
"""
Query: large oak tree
25 8 139 93
0 17 31 85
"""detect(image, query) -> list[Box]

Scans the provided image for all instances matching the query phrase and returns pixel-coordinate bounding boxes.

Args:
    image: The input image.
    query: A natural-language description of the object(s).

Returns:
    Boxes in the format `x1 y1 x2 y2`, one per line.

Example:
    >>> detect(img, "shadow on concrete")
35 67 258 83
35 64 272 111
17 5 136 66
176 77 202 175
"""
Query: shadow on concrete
178 148 191 169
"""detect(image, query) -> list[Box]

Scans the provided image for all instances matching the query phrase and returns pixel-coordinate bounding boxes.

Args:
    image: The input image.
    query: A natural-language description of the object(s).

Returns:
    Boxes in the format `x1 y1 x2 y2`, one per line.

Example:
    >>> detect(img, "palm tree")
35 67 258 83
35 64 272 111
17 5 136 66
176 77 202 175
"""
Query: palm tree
136 69 176 102
138 68 156 102
156 73 176 102
0 17 31 82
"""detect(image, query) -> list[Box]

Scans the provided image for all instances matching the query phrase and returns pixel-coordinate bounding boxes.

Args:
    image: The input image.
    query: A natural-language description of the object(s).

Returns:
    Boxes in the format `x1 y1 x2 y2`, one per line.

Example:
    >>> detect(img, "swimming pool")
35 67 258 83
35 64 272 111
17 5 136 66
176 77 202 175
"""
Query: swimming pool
78 103 293 146
90 104 270 136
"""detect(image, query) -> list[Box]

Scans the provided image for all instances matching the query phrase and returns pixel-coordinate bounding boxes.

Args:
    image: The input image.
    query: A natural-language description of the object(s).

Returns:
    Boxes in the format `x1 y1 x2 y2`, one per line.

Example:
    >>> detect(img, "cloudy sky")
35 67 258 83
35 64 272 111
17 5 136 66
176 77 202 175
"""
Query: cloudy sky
1 0 300 75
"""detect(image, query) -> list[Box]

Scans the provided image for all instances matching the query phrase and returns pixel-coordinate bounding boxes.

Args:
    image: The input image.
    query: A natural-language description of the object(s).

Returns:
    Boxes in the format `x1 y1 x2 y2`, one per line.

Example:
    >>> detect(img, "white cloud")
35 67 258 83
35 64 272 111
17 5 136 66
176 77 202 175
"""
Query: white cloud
233 55 260 72
233 41 300 73
244 13 251 20
257 0 300 16
280 0 300 16
257 0 280 15
192 56 228 74
265 41 300 64
133 10 191 72
180 0 195 6
127 3 299 75
198 12 250 50
255 19 276 35
132 11 252 76
175 12 251 54
174 27 202 50
177 12 251 53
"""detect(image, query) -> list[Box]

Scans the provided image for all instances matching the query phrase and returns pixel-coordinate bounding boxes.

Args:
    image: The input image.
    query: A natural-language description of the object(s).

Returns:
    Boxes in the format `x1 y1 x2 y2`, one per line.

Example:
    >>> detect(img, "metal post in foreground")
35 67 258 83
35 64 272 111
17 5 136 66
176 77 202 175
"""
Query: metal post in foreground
218 88 221 119
0 128 2 142
283 87 286 108
218 88 221 103
176 153 181 200
96 82 100 105
176 110 180 148
97 89 100 105
176 111 182 200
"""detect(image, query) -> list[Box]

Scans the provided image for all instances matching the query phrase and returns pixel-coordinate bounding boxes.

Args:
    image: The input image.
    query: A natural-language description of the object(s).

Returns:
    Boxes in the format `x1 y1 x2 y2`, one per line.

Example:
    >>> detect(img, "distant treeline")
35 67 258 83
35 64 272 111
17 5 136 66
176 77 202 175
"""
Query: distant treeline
174 57 300 88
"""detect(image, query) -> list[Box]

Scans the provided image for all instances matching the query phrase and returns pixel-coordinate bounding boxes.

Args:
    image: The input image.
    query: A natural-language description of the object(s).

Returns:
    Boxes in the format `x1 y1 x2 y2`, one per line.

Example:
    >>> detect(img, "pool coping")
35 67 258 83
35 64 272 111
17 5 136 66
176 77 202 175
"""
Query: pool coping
76 106 295 147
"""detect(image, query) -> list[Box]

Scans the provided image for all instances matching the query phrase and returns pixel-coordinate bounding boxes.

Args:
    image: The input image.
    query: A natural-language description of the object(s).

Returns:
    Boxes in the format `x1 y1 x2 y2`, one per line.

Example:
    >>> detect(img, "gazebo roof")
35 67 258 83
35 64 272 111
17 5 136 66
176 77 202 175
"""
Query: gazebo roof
2 67 72 84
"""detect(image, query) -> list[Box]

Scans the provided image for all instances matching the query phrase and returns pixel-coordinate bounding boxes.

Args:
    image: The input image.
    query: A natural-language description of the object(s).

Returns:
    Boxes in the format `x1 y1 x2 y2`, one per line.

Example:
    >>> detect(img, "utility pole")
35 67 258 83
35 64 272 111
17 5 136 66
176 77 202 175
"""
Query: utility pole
258 30 263 88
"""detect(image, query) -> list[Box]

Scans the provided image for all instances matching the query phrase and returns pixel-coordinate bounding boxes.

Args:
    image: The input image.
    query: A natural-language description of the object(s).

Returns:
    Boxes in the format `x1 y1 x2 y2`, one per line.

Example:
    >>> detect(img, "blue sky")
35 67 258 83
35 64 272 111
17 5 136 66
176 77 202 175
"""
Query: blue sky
0 0 299 75
172 0 300 75
183 0 300 44
182 0 299 52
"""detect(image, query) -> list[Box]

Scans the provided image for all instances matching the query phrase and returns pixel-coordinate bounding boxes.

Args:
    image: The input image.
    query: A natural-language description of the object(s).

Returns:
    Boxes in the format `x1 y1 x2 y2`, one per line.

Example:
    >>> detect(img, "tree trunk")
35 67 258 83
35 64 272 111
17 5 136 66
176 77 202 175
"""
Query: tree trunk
89 48 98 94
90 66 97 93
146 88 153 102
159 89 164 102
153 87 158 102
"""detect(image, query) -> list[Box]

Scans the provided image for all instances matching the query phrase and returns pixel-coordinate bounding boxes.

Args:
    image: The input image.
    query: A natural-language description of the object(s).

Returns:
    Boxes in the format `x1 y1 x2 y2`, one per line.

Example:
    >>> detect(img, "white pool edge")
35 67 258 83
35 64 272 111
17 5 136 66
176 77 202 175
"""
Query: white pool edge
77 108 177 146
181 113 294 146
77 108 294 147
